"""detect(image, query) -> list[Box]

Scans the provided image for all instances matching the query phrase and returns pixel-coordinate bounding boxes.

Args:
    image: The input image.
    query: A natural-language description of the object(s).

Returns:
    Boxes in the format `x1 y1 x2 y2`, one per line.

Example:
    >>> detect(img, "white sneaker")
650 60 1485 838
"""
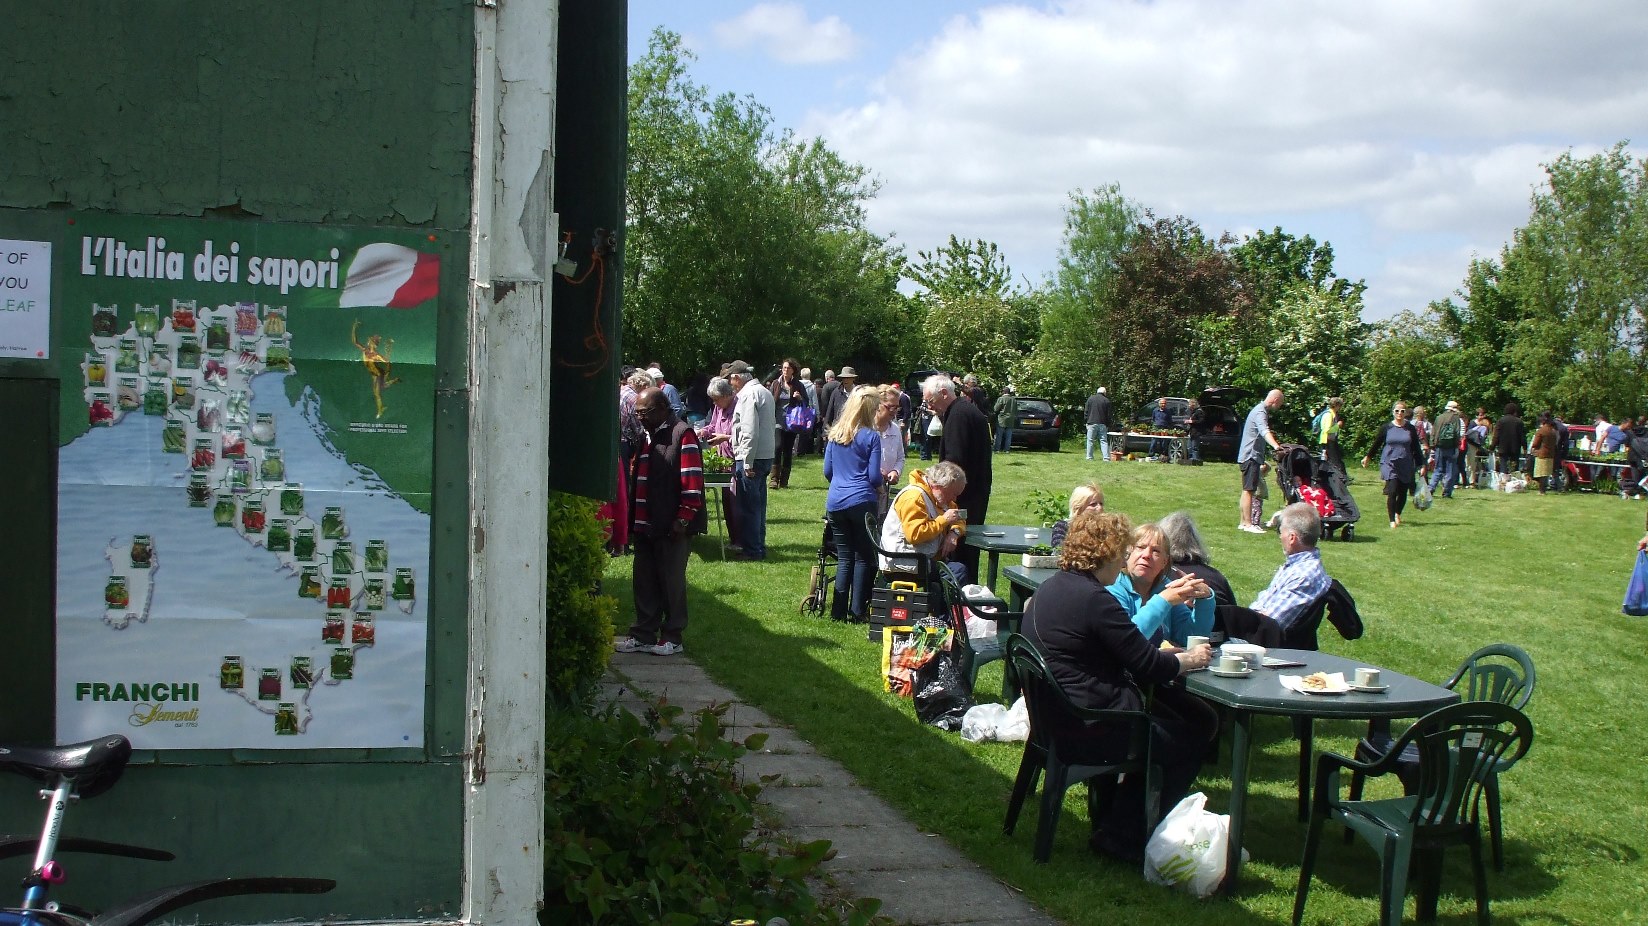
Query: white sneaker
613 637 647 653
648 641 684 656
1238 523 1265 534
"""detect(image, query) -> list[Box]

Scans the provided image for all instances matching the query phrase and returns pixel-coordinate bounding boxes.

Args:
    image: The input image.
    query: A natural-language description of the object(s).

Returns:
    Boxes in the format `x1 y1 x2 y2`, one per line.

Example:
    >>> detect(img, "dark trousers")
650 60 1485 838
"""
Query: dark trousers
1072 685 1219 847
774 429 799 486
629 532 692 645
1385 478 1413 521
953 492 990 583
827 501 879 619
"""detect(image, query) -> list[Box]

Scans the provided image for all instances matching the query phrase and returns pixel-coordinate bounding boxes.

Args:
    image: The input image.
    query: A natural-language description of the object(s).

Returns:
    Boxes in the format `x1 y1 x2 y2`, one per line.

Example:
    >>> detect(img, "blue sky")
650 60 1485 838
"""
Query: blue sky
627 1 1648 320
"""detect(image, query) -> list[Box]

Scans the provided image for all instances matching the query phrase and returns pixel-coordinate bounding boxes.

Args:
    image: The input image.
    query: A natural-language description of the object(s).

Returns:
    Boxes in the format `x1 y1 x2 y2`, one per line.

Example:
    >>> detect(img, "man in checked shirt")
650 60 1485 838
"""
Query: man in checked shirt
614 387 706 656
1250 502 1333 632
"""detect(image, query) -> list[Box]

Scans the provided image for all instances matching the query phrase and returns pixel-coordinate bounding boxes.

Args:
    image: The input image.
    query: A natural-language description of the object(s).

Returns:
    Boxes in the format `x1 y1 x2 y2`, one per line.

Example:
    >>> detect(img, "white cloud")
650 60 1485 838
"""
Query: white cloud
798 0 1648 320
713 3 860 65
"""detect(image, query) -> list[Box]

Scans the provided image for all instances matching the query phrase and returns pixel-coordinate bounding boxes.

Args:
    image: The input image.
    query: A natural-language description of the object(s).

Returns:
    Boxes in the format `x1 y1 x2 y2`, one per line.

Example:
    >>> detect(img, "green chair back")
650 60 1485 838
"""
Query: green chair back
1446 643 1535 710
1295 701 1534 926
1002 633 1155 863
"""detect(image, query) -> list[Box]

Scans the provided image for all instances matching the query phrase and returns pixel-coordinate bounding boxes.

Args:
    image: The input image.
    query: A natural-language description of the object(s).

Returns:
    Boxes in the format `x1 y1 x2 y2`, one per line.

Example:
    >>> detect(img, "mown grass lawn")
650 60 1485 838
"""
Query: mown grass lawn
603 439 1648 925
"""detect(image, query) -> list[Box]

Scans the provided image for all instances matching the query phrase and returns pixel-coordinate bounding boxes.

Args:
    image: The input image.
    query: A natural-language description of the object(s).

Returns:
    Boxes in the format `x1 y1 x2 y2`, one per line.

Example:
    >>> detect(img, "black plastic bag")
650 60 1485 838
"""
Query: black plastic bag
913 635 976 731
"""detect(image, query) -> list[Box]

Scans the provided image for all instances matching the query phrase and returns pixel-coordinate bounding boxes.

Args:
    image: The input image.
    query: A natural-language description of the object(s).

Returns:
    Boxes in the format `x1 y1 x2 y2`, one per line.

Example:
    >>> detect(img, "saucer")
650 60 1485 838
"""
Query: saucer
1349 683 1389 693
1209 666 1253 678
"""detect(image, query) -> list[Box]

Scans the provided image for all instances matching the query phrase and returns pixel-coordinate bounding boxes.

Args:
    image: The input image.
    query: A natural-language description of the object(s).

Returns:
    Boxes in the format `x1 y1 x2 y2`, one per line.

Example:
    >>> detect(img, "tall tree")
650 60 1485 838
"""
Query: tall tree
908 236 1016 303
1020 186 1141 414
624 30 904 378
1101 213 1251 410
1224 227 1369 438
907 236 1036 386
1498 142 1648 418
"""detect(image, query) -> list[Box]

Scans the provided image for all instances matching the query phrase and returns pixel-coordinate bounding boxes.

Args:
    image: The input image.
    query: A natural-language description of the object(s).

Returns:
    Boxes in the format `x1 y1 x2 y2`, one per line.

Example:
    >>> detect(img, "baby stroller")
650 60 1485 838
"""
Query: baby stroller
800 516 838 615
1275 443 1360 541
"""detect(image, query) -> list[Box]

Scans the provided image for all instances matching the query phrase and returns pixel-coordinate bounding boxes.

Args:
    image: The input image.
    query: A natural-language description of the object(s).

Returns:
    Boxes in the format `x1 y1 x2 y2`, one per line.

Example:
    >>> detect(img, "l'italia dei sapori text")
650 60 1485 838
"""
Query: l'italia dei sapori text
80 235 344 294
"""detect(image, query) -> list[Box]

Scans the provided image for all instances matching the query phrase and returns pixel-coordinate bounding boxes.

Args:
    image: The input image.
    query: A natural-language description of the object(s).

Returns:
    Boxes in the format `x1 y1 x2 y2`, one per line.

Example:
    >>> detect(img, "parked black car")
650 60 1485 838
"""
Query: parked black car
1122 387 1247 461
1005 397 1061 450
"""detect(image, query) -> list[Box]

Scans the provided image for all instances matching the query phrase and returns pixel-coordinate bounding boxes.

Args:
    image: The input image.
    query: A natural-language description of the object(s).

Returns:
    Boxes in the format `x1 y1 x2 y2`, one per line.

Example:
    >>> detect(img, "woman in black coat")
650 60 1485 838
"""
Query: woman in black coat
1493 401 1527 478
1361 401 1423 528
1023 510 1214 863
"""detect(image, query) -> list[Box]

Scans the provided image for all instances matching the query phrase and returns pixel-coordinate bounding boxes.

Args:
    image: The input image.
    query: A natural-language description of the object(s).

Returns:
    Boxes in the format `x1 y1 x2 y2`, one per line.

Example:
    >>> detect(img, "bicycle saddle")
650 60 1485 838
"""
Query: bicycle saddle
0 736 132 799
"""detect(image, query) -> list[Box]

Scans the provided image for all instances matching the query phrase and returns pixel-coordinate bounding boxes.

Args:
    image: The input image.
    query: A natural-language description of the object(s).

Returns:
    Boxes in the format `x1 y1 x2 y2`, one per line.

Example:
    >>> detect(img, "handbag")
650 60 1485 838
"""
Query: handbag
784 404 815 433
1624 550 1648 616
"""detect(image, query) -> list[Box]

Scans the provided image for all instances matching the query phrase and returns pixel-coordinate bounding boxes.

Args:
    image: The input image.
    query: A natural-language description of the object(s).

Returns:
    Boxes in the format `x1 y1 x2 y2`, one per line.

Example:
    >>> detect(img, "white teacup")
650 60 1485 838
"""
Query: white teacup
1186 635 1210 652
1218 654 1246 674
1355 667 1382 688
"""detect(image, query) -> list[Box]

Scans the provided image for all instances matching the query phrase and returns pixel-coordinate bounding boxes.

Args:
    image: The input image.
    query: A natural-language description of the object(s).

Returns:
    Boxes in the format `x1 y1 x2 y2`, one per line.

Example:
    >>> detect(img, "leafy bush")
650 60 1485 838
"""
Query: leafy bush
545 492 617 708
541 700 888 926
1025 488 1068 527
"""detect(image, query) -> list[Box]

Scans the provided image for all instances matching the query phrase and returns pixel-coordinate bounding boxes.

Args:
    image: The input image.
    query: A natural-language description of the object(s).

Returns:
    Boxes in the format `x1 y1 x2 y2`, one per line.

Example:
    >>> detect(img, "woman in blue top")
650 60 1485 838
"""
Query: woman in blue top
823 386 883 622
1105 522 1215 647
1101 520 1220 798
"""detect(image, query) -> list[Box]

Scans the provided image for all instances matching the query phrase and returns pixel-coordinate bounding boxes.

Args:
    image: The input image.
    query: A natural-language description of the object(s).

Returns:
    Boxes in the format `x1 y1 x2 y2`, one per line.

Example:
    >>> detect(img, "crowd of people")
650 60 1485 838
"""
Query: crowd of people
608 362 972 648
609 360 1642 654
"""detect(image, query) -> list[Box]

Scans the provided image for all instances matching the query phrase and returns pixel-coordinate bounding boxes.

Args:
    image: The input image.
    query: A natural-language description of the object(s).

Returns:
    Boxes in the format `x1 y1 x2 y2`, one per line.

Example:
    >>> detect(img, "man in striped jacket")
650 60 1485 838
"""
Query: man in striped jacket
615 387 706 656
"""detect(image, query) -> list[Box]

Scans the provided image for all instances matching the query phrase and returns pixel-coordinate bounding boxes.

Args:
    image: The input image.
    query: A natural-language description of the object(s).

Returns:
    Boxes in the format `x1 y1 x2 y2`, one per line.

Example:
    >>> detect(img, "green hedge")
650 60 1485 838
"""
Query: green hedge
545 492 617 708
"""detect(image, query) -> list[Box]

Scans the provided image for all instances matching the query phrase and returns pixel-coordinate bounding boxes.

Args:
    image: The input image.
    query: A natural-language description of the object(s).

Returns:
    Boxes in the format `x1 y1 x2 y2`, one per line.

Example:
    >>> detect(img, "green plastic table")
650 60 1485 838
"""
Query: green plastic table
1185 649 1460 895
965 525 1052 591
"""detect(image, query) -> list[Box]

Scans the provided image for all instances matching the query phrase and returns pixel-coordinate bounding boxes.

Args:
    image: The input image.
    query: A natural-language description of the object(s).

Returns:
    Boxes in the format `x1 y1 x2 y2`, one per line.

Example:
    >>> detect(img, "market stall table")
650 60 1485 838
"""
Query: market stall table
966 526 1053 592
1184 649 1459 895
702 474 733 560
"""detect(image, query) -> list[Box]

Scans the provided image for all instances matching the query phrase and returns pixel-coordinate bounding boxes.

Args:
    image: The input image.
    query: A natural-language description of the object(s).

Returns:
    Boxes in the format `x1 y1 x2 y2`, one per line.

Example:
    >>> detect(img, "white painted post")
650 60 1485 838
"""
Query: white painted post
464 0 555 922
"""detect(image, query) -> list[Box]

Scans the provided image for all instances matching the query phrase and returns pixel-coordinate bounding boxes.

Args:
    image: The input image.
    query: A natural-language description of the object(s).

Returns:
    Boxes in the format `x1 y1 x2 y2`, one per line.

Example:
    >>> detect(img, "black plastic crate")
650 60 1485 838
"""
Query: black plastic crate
868 581 930 643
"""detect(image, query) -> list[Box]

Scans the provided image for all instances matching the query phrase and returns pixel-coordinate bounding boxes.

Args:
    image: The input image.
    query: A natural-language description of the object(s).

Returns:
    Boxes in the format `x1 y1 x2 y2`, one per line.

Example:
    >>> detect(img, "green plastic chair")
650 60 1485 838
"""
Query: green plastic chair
931 564 1024 701
1350 643 1536 870
1001 634 1158 863
1293 701 1534 926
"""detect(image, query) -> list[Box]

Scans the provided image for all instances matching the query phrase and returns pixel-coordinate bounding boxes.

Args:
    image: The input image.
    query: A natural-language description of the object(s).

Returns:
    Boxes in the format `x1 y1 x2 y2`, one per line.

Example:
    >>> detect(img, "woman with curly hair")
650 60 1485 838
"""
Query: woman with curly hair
1022 509 1214 864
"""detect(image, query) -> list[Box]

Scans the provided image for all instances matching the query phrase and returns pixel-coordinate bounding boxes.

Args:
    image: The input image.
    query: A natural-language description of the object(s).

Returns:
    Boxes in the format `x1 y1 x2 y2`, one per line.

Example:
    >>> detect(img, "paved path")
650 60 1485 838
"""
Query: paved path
604 652 1061 926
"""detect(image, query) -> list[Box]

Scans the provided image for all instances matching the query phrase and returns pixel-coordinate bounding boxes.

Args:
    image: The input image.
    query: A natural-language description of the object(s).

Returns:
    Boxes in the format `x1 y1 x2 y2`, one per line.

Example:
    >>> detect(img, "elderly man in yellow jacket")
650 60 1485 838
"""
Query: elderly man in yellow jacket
878 461 969 583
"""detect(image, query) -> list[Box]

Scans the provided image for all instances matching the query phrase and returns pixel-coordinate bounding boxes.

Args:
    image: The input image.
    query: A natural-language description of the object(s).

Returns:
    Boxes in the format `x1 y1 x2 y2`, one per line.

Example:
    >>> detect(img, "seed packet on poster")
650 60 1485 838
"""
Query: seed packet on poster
170 299 197 333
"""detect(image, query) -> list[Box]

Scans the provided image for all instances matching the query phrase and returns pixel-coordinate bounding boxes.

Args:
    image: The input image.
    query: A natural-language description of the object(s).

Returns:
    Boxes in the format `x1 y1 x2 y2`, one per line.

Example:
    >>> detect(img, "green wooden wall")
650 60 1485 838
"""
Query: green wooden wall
0 3 475 919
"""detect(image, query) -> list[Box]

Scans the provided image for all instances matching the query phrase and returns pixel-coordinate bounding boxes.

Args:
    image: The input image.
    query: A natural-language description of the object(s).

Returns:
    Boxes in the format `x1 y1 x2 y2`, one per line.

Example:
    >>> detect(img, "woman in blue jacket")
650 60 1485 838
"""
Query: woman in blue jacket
1106 522 1215 647
823 386 883 622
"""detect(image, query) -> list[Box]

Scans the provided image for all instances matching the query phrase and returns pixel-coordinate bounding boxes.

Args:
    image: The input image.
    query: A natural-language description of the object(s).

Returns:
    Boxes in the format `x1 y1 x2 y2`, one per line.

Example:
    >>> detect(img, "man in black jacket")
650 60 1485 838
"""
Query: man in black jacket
925 373 992 582
1085 386 1112 461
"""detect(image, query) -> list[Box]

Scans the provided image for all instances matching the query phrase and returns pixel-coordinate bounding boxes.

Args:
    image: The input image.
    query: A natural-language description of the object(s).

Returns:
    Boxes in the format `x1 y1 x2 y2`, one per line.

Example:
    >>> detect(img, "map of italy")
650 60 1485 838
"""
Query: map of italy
80 298 416 738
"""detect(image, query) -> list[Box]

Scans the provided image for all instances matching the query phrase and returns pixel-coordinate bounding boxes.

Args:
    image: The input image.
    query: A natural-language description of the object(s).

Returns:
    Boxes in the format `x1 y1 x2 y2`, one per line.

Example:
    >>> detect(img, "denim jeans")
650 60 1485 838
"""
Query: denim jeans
826 500 878 619
1429 447 1459 496
733 458 772 557
994 426 1014 451
1086 424 1109 460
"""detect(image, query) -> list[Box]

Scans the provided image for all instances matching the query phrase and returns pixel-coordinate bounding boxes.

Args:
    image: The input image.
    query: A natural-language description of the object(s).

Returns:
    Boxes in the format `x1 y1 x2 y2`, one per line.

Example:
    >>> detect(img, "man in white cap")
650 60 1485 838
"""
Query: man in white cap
726 360 775 560
1085 386 1112 461
1429 400 1464 499
647 363 683 418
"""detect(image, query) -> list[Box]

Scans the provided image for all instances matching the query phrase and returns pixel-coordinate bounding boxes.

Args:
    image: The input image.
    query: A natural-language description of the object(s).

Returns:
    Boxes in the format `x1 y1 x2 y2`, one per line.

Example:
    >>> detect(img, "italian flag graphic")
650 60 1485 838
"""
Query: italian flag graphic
339 243 440 308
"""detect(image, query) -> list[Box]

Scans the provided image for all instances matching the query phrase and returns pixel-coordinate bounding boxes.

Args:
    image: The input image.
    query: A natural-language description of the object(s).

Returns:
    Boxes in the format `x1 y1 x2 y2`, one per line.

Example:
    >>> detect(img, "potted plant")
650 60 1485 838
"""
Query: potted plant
1022 544 1059 569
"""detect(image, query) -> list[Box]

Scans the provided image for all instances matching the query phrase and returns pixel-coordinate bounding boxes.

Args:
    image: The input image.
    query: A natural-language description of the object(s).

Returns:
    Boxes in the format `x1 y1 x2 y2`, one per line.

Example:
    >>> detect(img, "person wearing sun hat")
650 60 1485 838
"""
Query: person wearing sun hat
821 365 858 429
1429 400 1465 499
